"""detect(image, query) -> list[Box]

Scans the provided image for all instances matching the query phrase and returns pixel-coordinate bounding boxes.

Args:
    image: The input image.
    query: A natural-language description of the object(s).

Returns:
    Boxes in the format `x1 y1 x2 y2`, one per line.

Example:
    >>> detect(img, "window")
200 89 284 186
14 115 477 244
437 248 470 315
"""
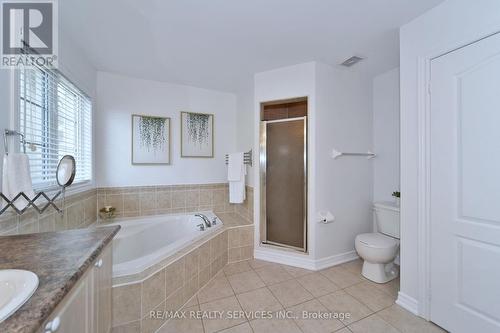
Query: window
19 66 92 191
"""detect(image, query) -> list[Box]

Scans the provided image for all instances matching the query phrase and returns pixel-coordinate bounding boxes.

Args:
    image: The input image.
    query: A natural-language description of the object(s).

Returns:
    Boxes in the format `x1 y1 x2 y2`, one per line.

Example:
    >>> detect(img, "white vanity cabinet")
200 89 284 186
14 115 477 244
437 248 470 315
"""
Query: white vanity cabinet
93 244 113 333
42 244 113 333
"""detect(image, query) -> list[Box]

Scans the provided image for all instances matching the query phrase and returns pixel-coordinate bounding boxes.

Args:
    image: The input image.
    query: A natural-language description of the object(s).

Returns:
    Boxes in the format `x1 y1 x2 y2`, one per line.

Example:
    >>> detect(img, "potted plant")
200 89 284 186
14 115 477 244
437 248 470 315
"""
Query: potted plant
392 191 400 206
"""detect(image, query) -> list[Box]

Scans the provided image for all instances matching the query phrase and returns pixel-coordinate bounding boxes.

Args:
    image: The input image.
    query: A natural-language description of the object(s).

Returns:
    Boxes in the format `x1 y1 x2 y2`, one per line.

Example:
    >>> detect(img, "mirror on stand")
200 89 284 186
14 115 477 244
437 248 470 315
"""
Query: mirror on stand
56 155 76 188
56 155 76 213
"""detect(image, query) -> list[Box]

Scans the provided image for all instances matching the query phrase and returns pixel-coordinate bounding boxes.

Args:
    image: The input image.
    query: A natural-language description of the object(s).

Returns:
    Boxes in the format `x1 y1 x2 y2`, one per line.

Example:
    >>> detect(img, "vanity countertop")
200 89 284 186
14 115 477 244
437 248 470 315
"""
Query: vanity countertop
0 226 120 333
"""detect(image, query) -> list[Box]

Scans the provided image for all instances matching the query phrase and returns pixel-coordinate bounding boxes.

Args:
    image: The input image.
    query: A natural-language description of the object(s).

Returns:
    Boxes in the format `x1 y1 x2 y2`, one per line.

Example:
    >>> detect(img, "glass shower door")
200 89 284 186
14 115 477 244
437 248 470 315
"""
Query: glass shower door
261 117 307 251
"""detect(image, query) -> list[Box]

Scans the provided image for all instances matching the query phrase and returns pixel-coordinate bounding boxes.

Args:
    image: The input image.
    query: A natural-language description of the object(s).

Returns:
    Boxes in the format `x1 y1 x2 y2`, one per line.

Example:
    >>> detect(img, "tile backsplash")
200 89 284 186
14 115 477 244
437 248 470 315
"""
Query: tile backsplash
0 183 254 236
97 183 253 222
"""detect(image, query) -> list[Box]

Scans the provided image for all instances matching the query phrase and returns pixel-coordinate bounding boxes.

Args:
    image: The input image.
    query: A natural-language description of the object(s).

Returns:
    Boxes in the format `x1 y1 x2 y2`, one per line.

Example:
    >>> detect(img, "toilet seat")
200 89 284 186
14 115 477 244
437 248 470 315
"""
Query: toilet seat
356 233 398 249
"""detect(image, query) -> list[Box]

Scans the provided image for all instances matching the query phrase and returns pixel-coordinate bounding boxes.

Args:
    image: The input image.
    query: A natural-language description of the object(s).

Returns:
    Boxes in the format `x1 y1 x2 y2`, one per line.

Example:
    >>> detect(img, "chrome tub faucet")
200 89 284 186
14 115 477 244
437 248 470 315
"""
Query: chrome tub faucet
195 214 211 228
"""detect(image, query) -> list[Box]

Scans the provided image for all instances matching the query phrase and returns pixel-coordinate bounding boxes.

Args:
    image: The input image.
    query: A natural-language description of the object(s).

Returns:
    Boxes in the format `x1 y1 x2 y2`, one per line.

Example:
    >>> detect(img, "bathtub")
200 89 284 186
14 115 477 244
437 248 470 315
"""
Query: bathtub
105 211 223 277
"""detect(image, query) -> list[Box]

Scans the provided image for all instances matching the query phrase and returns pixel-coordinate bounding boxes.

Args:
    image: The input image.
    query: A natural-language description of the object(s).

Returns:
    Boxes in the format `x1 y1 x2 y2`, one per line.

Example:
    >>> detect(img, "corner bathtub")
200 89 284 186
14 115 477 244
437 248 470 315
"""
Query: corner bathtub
105 211 223 277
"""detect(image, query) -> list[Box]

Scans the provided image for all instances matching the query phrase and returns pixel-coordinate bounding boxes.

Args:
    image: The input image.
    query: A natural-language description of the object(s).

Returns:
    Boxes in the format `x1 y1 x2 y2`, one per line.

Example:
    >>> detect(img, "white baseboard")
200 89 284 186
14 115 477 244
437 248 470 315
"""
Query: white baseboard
254 247 316 270
254 247 358 271
396 292 419 315
314 251 359 270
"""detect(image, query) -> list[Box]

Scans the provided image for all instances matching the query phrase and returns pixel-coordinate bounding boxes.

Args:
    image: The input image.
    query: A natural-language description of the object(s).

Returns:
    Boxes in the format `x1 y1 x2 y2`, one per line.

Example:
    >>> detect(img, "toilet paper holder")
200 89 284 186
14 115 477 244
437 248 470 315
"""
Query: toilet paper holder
317 211 335 224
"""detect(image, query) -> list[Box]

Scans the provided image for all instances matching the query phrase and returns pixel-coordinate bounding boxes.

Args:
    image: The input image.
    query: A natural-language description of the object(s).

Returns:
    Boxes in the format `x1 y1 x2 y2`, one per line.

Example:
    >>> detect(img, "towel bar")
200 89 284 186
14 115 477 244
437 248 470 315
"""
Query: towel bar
1 137 73 216
225 149 253 166
0 190 63 216
331 148 376 159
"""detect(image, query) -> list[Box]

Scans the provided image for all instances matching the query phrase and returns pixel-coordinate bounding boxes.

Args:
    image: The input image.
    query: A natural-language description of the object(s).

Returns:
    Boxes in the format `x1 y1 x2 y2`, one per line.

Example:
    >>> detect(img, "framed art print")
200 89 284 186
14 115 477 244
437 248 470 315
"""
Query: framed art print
180 111 214 157
132 114 171 164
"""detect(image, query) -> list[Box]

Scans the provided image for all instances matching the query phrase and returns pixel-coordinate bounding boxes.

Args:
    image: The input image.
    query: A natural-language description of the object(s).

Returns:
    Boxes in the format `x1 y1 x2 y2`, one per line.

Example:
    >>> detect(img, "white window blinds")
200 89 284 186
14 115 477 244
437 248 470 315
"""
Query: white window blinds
19 67 92 191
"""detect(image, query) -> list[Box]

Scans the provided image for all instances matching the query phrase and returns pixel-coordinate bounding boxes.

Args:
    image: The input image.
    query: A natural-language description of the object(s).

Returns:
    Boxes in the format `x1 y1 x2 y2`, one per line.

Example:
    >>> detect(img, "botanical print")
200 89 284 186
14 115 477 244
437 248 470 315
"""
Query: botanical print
132 115 170 164
186 113 210 146
181 111 214 157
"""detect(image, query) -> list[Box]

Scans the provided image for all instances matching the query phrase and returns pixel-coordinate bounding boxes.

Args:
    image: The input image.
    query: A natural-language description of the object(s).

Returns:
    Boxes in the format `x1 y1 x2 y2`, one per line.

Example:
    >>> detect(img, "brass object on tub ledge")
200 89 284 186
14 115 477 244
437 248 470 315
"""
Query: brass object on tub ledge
99 206 116 220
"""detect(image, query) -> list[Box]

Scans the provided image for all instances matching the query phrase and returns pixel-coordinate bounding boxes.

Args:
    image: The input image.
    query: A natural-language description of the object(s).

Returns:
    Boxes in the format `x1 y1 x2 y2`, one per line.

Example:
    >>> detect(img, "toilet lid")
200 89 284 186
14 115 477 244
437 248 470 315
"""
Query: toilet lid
356 233 399 249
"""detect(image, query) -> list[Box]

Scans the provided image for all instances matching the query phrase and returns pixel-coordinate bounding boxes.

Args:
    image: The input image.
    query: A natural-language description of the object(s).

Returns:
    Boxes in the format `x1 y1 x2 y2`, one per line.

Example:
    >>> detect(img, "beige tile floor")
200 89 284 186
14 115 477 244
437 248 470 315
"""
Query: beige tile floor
158 259 446 333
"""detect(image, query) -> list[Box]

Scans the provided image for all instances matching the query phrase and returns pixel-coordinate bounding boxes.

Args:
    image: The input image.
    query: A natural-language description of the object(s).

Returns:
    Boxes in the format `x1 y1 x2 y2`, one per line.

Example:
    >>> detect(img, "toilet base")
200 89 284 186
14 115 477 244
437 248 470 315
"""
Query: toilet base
361 261 399 283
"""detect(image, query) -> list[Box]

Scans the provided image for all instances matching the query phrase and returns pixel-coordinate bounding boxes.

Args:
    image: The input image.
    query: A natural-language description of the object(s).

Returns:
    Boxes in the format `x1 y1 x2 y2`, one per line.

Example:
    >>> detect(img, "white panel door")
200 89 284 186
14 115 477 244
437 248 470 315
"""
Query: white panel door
430 32 500 333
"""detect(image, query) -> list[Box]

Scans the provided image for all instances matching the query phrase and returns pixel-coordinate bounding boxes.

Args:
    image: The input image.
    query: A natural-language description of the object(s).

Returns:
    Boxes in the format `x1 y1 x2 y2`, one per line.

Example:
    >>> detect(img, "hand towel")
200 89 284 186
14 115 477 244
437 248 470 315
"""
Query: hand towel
228 152 246 203
228 152 244 181
2 153 35 210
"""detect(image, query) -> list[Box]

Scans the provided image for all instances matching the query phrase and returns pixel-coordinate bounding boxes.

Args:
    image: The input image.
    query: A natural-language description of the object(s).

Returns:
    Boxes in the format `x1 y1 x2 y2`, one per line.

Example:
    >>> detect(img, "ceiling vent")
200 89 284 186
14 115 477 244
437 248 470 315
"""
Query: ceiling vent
340 56 364 67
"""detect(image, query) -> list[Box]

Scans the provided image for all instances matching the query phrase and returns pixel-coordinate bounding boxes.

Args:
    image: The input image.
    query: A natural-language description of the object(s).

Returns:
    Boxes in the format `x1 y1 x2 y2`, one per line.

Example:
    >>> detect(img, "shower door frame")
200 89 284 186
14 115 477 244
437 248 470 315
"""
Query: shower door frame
260 116 308 253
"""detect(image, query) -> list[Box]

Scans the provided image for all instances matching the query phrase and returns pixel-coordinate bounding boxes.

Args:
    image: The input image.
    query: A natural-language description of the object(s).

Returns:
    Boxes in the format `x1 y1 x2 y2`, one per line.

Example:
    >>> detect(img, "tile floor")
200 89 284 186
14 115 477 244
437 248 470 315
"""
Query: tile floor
158 258 446 333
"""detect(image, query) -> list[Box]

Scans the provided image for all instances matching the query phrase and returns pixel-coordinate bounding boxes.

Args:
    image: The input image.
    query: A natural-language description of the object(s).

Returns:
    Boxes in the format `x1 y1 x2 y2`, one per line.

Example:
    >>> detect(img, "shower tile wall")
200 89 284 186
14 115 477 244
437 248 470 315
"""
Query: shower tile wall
0 189 98 235
97 184 254 222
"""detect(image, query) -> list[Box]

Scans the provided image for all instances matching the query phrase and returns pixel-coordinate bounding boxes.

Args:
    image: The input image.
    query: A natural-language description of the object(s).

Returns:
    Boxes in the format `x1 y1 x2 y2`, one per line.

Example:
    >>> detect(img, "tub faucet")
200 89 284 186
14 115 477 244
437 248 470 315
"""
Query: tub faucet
195 214 212 228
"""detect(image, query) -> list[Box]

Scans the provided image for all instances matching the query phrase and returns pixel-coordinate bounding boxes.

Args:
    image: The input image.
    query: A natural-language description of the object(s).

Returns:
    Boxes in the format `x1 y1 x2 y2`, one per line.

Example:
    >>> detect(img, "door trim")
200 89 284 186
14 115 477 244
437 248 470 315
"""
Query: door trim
260 116 308 253
413 29 500 320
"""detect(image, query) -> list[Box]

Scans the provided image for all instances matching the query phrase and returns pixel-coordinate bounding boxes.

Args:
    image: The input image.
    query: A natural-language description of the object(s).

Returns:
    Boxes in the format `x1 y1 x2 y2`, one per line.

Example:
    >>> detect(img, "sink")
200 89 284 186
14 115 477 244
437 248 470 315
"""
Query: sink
0 270 39 323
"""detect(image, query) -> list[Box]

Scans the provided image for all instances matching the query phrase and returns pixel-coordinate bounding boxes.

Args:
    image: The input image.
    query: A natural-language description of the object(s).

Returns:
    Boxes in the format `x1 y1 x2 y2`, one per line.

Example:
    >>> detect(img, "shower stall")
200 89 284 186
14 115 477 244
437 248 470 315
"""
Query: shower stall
260 97 308 252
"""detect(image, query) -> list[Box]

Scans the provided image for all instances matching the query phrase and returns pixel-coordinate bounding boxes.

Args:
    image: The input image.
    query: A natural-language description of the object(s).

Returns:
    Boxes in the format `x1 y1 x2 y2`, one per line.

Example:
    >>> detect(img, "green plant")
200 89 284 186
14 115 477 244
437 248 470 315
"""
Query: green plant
186 113 210 146
139 116 167 151
392 191 400 198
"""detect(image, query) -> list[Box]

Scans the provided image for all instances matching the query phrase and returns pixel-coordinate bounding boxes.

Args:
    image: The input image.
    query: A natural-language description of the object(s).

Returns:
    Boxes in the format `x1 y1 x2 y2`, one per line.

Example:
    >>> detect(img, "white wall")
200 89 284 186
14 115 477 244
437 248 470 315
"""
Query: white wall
314 63 373 259
400 0 500 314
95 71 237 187
253 62 373 266
58 32 97 98
373 68 400 202
236 77 255 186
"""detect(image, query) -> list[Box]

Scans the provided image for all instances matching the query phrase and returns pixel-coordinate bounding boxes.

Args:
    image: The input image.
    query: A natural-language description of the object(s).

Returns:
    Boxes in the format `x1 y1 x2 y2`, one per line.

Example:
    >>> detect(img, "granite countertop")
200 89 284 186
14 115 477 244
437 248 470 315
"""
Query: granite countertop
0 226 120 333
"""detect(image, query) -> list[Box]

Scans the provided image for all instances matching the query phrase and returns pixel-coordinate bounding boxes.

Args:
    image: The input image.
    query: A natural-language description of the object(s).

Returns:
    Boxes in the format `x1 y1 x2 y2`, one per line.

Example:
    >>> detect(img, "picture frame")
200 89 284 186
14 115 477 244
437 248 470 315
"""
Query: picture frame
131 114 171 164
180 111 214 158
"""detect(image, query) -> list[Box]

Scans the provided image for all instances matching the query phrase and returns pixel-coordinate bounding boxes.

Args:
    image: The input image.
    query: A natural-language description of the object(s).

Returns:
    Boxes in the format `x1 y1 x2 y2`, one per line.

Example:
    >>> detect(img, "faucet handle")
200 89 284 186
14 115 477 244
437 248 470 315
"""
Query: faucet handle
212 217 218 225
197 224 205 231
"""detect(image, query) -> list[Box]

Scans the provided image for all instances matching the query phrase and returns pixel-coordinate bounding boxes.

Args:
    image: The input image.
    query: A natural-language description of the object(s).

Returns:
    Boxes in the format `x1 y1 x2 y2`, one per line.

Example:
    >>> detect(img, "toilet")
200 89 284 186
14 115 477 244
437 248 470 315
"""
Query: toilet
355 201 400 283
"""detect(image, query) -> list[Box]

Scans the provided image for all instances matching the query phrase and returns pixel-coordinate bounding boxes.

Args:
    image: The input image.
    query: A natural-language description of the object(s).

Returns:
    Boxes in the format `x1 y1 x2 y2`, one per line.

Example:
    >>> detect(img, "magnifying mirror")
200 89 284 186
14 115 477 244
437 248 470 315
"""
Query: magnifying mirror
56 155 76 187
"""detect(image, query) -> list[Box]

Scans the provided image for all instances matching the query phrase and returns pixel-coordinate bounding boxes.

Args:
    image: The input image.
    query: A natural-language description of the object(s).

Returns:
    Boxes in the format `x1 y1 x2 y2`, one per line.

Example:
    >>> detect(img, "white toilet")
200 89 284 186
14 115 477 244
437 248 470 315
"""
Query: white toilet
355 202 400 283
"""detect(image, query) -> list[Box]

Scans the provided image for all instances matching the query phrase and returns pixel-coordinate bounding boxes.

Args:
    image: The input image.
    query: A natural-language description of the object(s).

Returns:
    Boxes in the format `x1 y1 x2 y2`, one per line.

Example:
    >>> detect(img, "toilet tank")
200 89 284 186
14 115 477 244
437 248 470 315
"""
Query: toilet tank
374 201 400 239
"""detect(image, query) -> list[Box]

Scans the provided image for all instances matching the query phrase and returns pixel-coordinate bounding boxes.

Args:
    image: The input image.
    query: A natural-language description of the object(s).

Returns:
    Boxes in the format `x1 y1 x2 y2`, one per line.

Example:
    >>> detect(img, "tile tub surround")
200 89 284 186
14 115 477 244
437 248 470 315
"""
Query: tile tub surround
228 225 254 263
0 183 253 236
0 226 120 333
111 216 254 332
97 184 254 222
0 188 98 236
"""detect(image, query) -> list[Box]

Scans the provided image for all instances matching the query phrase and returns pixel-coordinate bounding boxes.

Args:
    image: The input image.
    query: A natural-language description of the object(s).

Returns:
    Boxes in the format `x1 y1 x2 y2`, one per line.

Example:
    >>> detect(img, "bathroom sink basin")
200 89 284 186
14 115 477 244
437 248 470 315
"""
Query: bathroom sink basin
0 270 39 323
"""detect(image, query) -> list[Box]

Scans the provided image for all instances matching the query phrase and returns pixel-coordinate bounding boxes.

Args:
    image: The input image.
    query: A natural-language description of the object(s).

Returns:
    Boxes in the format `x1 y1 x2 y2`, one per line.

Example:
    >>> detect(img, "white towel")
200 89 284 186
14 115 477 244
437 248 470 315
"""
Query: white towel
228 152 243 181
228 152 246 203
2 154 35 210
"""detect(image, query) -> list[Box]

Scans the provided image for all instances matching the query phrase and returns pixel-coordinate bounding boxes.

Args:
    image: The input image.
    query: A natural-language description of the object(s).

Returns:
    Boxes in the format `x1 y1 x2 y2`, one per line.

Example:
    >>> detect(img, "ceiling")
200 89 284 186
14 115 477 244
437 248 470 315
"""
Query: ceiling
60 0 443 92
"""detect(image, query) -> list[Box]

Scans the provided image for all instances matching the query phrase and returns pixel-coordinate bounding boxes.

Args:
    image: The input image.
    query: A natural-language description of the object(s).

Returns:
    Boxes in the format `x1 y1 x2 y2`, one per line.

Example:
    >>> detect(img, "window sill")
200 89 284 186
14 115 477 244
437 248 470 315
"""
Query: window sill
35 180 95 198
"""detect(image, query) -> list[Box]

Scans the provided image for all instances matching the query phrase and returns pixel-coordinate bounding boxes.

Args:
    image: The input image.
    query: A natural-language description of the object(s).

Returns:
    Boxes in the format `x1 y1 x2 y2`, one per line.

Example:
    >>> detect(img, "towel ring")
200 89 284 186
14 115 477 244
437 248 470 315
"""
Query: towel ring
4 129 44 155
4 129 26 154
